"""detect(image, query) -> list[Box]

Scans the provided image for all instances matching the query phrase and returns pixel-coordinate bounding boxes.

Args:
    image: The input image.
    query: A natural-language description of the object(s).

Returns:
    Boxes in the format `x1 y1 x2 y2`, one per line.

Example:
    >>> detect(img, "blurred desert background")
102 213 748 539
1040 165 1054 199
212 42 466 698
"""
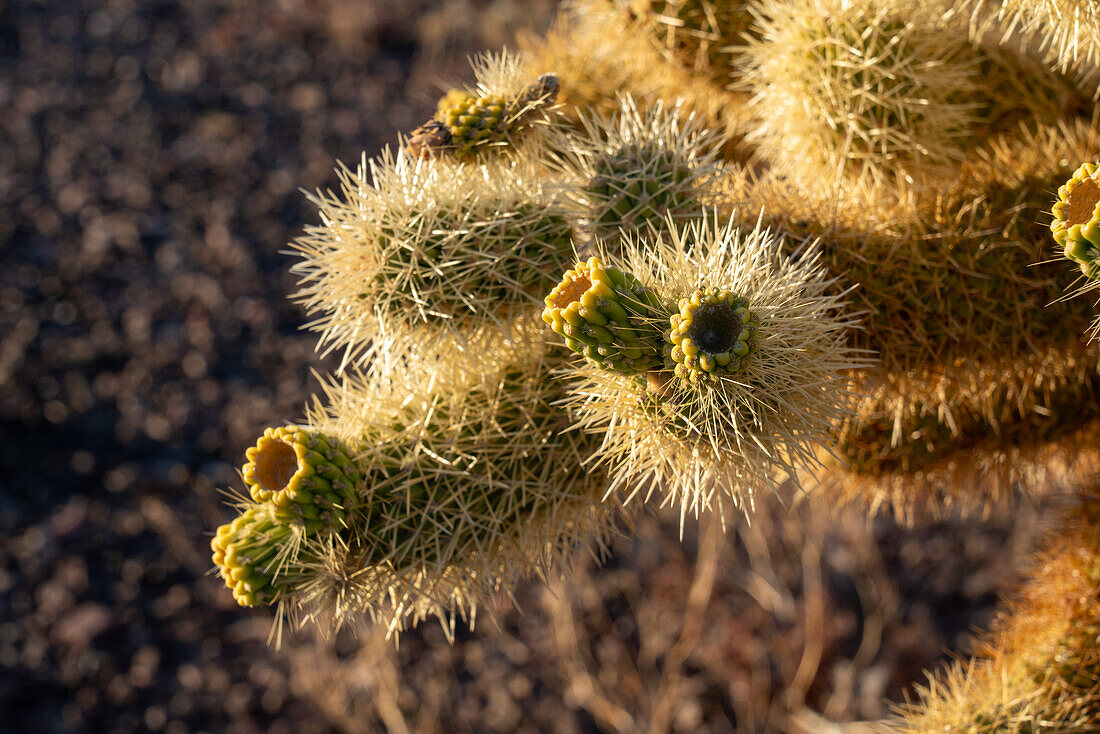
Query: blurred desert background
0 0 1066 731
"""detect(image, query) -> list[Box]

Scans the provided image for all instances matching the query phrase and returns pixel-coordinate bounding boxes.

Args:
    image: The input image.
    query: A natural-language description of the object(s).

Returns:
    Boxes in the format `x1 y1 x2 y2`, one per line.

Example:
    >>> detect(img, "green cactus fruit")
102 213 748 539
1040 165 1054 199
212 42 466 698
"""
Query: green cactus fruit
211 507 300 607
435 87 476 118
242 426 362 535
668 287 756 386
1052 161 1100 279
542 256 668 374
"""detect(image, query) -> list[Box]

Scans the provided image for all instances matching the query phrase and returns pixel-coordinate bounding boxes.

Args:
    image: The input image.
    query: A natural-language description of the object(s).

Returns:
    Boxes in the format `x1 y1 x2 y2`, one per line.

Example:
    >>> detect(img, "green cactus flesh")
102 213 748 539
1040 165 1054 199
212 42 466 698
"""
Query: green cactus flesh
1053 161 1100 279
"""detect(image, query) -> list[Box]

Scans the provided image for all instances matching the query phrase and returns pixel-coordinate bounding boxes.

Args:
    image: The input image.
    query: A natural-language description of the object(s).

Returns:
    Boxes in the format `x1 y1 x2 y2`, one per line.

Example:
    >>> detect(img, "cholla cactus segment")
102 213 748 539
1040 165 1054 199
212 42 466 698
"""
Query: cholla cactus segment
298 337 617 636
564 213 869 519
550 96 726 243
1053 160 1100 279
242 426 362 535
668 288 756 386
542 256 668 373
742 0 986 193
897 503 1100 731
211 507 303 608
995 0 1100 95
406 51 561 161
621 0 754 84
293 149 574 369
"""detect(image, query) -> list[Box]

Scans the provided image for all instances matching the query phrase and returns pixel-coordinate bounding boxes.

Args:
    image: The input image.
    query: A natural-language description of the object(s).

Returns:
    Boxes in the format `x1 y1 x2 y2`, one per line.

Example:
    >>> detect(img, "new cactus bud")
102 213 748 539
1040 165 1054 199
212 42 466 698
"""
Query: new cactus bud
542 256 668 374
211 507 302 607
242 426 362 535
1052 161 1100 280
668 287 756 386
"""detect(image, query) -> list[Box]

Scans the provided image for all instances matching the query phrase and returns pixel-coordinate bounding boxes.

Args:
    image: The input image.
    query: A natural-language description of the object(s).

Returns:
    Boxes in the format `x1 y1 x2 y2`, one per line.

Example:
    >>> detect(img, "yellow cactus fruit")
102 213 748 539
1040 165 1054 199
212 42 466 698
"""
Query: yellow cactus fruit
241 426 362 535
295 337 617 636
1053 161 1100 280
564 213 868 519
405 51 560 161
542 256 668 373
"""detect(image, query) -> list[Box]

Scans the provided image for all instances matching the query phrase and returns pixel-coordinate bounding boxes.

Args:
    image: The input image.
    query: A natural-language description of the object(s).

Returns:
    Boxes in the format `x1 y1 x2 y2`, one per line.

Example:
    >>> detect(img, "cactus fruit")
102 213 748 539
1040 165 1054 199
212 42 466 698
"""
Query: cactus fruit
296 339 616 635
241 426 362 535
542 255 668 373
562 214 867 517
293 150 574 369
550 96 725 243
1053 161 1100 280
406 52 560 161
211 507 304 608
668 287 756 386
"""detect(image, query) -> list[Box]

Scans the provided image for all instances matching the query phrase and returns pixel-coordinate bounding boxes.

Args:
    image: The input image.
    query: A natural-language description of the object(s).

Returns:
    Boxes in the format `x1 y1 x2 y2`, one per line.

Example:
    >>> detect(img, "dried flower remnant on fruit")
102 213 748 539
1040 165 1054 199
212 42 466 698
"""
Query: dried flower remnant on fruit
242 426 362 535
406 73 560 160
1053 161 1100 280
542 256 668 374
669 287 756 386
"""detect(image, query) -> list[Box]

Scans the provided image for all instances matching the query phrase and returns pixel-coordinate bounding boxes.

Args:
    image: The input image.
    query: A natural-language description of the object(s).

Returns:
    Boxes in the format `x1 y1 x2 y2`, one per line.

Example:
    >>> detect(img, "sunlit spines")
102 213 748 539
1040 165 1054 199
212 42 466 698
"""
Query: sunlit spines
293 149 575 370
994 0 1100 96
622 0 755 85
741 0 982 195
542 256 668 374
211 507 304 608
295 337 619 637
549 96 726 243
563 213 869 520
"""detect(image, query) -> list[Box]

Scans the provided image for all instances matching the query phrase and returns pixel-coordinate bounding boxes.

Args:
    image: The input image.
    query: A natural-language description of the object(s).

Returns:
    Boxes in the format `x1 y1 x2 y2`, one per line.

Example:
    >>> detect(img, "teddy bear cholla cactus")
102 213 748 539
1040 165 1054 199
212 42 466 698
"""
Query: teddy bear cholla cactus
544 215 868 520
292 148 573 371
212 331 617 636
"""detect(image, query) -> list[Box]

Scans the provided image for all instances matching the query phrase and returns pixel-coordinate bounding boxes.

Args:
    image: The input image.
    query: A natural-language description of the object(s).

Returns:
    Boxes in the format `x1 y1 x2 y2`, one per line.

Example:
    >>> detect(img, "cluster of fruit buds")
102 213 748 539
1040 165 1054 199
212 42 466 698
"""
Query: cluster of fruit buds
211 426 364 606
542 256 667 373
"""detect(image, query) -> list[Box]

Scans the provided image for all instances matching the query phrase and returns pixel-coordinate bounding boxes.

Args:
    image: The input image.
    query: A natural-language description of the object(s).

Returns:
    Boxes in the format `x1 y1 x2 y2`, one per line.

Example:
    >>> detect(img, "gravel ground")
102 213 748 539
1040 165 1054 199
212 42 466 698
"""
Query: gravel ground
0 1 1057 732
